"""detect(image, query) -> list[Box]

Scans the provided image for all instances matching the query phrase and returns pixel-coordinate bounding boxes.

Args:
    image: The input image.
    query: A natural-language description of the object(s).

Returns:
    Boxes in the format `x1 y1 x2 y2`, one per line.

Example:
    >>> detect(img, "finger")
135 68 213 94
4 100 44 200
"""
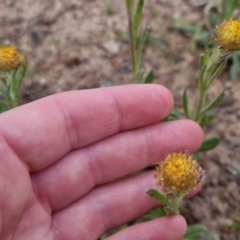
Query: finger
0 84 173 172
32 120 203 211
106 215 187 240
52 171 200 240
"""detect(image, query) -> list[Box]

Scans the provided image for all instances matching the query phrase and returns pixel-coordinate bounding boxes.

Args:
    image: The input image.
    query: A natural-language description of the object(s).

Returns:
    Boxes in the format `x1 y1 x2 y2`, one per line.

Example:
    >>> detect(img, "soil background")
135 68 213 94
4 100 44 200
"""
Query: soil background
0 1 240 240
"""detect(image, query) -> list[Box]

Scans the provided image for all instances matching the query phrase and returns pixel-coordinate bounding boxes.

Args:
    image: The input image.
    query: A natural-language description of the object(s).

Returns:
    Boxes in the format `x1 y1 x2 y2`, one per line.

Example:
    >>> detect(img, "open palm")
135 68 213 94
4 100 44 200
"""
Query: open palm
0 85 203 240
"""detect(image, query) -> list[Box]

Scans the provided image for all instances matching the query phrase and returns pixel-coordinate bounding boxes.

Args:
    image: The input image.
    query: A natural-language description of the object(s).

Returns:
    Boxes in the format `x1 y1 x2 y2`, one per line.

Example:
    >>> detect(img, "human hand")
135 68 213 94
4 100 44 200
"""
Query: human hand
0 84 203 240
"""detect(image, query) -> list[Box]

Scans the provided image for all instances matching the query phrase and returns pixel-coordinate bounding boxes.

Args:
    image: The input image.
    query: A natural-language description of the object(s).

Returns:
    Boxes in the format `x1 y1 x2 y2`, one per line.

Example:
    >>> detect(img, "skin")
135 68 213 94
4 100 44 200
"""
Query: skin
0 84 203 240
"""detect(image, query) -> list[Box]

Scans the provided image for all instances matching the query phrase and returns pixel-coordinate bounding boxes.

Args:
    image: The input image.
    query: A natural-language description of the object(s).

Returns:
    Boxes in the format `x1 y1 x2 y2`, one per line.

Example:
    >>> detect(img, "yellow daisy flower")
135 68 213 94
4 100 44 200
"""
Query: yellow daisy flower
0 45 25 71
154 152 202 195
213 18 240 51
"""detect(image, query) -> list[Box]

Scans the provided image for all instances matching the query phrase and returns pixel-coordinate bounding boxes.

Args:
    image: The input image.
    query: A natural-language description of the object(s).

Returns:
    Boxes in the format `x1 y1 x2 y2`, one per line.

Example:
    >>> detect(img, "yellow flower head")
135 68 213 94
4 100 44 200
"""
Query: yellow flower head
0 45 25 71
213 18 240 51
154 152 202 195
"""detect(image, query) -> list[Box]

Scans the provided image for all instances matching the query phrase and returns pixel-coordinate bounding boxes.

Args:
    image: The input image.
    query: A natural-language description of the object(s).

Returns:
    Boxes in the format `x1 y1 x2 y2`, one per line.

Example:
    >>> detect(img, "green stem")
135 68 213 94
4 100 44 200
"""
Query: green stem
194 47 223 123
164 193 184 215
6 65 26 109
8 91 19 109
130 21 139 83
194 88 205 122
125 0 140 83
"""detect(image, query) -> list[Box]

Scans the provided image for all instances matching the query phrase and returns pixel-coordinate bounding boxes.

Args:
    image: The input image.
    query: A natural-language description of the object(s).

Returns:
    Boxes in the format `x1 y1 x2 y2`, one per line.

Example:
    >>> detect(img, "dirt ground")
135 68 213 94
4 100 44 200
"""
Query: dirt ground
0 0 240 239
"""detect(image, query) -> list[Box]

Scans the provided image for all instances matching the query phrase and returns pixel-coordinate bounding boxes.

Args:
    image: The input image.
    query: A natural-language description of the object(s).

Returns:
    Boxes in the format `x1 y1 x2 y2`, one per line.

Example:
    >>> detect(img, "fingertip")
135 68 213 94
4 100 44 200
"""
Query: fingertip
184 120 204 149
132 84 174 119
162 214 187 239
107 214 187 240
185 179 204 199
151 84 174 118
174 214 187 232
109 84 174 126
173 119 204 152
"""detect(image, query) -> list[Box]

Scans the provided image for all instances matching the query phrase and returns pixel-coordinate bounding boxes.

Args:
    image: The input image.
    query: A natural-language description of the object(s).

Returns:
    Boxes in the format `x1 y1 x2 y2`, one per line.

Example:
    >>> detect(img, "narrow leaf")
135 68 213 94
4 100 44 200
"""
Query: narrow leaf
146 189 170 205
200 92 225 115
162 109 180 121
138 70 144 82
15 64 27 90
197 64 207 88
133 0 144 41
183 89 190 119
184 225 205 239
207 59 227 88
199 54 205 70
143 208 166 221
183 224 215 240
230 60 239 81
199 53 208 70
198 137 220 152
125 0 134 18
101 224 128 239
137 27 150 61
229 53 240 81
8 65 26 107
203 37 211 61
199 114 215 127
144 70 154 83
0 101 8 113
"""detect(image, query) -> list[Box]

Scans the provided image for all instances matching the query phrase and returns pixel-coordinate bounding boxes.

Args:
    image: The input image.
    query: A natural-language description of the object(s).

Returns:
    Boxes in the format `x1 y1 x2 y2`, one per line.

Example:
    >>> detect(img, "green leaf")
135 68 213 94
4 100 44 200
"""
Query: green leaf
184 224 205 239
0 101 8 113
229 53 240 81
144 70 154 83
222 0 240 19
199 54 208 70
199 113 215 127
194 31 210 44
4 72 12 87
198 137 220 152
125 0 134 18
198 64 207 88
133 0 144 42
13 64 27 91
203 37 211 60
183 89 190 119
146 189 170 205
138 70 144 82
162 109 180 121
7 64 27 108
183 224 215 240
174 22 197 33
138 27 152 46
143 208 166 221
203 231 215 239
158 207 167 217
101 224 128 239
136 27 151 66
198 49 210 87
206 59 227 88
200 92 225 115
230 60 240 81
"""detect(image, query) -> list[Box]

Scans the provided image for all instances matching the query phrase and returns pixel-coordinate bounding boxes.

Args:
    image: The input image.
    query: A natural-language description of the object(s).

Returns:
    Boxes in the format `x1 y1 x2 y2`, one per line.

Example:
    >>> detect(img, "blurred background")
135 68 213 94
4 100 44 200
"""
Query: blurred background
0 0 240 239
